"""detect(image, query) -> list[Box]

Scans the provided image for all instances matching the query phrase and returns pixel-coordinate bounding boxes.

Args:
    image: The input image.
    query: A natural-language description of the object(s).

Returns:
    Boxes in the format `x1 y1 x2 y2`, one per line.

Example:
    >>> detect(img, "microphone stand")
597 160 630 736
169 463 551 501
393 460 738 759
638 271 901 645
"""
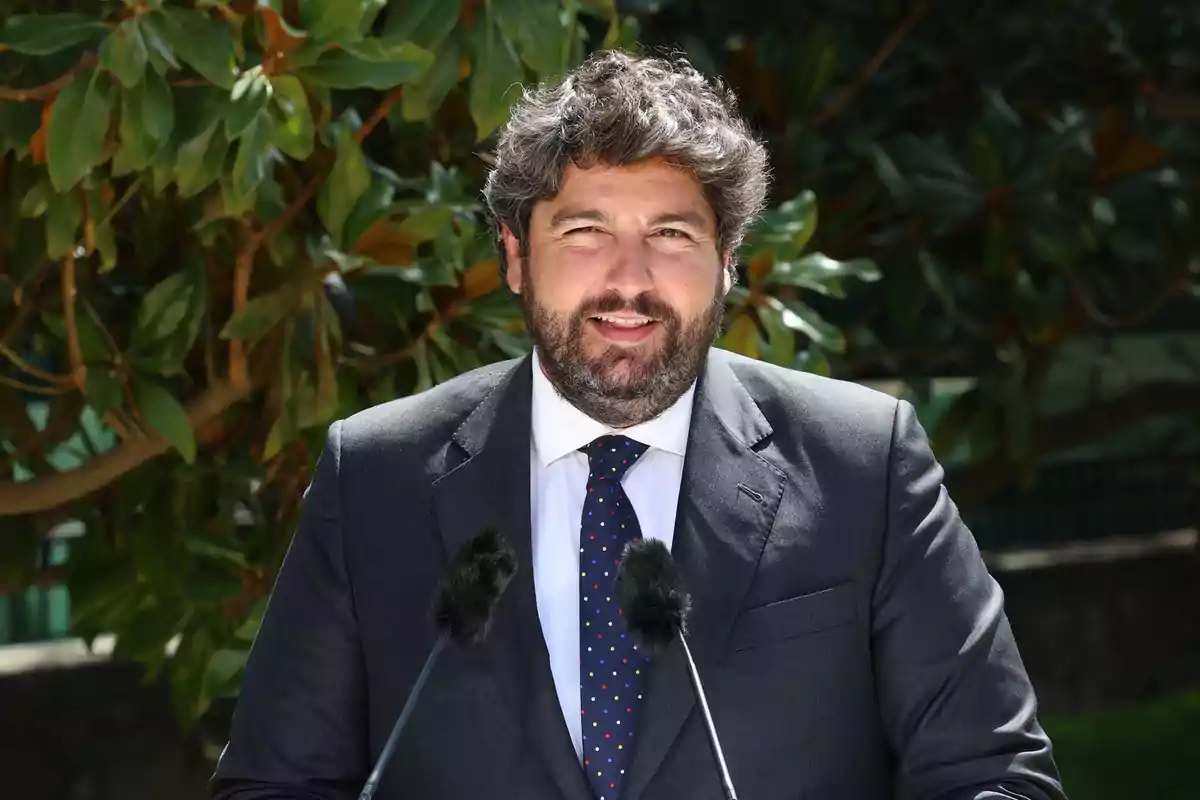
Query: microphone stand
679 635 738 800
357 632 449 800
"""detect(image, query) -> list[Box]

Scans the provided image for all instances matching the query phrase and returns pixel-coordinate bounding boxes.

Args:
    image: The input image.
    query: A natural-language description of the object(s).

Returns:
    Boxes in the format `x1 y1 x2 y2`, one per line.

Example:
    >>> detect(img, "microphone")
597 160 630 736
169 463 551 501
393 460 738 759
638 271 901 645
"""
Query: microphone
357 528 517 800
616 538 739 800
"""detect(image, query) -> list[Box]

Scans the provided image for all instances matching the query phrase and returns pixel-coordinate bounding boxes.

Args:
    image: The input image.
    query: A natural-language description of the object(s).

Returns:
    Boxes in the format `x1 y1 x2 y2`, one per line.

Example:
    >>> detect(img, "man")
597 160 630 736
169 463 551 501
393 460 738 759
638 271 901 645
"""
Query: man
211 51 1066 800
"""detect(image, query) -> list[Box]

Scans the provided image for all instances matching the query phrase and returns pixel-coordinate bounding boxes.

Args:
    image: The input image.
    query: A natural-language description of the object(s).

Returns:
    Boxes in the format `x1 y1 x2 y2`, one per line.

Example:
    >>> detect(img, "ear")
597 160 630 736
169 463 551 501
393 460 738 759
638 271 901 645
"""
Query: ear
501 225 523 294
721 252 734 295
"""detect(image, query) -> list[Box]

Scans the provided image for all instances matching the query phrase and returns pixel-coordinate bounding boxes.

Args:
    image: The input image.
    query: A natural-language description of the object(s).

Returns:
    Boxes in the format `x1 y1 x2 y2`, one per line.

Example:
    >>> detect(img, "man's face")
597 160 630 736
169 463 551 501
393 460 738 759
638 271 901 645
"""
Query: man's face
503 158 731 428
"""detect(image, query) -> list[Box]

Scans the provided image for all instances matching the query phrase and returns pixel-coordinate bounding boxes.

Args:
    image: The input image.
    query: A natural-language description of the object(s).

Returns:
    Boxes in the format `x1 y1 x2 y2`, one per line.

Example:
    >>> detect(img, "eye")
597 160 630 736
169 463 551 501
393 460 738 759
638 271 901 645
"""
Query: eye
565 225 602 235
653 228 692 240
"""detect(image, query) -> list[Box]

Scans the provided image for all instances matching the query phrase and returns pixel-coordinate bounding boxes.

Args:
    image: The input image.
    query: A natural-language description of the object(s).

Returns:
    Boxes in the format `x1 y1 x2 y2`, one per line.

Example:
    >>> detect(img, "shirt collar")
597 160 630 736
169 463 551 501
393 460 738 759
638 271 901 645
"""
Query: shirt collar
530 347 695 468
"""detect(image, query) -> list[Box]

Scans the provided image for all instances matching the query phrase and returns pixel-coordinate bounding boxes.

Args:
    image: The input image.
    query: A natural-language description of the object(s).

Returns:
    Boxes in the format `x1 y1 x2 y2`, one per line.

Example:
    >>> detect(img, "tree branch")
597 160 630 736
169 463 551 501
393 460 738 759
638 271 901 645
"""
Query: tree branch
0 344 70 385
814 0 929 128
949 380 1200 515
228 85 405 387
1064 268 1192 329
1 264 49 351
0 53 99 102
358 85 403 143
0 381 251 518
61 251 86 391
0 84 409 519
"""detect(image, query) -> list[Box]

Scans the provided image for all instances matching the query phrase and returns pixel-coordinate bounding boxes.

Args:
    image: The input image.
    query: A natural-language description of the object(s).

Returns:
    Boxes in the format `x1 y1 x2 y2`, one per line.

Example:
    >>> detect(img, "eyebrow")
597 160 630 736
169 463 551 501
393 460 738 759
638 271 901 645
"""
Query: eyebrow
548 208 608 228
648 211 710 231
547 208 711 231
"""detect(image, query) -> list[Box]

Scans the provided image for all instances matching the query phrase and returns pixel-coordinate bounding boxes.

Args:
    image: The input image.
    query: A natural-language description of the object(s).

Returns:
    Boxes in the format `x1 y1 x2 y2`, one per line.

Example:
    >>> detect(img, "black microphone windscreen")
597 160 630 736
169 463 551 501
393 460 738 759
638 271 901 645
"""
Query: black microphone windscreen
432 528 517 647
615 538 691 656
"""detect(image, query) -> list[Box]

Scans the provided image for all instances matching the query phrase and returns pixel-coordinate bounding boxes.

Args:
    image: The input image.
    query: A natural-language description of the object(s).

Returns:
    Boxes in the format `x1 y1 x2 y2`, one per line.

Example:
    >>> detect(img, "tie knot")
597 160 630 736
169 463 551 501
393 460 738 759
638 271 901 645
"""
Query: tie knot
580 435 649 480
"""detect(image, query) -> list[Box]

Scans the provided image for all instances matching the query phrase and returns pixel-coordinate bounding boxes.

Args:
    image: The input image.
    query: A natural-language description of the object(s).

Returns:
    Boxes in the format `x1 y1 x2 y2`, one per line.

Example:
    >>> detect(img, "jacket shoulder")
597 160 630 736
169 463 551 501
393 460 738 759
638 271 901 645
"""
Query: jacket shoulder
715 349 901 456
336 357 521 454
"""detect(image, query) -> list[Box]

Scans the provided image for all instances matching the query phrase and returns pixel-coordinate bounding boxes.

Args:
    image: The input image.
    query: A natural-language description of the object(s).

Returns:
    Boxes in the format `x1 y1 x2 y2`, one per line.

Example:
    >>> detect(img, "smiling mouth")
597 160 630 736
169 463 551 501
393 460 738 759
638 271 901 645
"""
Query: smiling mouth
586 314 660 343
589 314 656 327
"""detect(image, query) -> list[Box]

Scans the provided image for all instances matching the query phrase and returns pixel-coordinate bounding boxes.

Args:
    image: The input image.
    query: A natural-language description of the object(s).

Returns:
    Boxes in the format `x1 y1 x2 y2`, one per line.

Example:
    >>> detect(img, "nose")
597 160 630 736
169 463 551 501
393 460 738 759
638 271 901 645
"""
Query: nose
603 237 655 298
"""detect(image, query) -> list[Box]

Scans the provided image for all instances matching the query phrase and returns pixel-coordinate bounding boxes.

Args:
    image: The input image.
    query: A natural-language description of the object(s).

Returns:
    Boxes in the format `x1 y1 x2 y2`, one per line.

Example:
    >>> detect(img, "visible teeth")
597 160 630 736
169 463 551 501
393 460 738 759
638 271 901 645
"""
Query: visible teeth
595 316 651 327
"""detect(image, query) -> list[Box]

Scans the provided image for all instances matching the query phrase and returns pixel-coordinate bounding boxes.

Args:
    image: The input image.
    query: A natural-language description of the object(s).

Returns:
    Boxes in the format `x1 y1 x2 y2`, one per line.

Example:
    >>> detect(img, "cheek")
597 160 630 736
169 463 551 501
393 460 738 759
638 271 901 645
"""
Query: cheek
655 258 723 309
527 262 592 311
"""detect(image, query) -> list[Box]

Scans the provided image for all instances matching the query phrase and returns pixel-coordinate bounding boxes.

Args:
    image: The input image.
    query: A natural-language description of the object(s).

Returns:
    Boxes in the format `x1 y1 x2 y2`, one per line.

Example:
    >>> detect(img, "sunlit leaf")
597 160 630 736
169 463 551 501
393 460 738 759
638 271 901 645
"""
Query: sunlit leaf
132 376 196 463
46 69 114 193
0 13 107 55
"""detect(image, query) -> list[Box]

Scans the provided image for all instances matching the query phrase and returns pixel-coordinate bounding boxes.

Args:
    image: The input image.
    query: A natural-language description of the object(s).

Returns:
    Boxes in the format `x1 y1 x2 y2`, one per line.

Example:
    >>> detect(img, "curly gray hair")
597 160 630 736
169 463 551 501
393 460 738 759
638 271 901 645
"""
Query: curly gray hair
482 49 770 283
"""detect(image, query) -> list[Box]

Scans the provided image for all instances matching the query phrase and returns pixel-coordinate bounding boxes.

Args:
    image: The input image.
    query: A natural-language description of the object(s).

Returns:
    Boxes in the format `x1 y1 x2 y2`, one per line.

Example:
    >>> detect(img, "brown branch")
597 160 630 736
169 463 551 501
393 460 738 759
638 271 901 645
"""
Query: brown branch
0 374 72 396
0 84 410 519
1065 270 1191 329
228 85 405 387
341 334 426 372
949 380 1200 515
0 344 71 385
814 0 929 128
1 264 49 350
0 53 99 102
61 251 86 390
357 86 403 143
0 381 252 518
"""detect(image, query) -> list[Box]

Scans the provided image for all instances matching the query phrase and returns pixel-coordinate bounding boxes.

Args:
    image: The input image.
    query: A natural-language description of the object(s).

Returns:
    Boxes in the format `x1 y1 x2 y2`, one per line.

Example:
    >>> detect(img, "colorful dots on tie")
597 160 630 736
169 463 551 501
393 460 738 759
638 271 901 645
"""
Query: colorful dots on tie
579 435 649 800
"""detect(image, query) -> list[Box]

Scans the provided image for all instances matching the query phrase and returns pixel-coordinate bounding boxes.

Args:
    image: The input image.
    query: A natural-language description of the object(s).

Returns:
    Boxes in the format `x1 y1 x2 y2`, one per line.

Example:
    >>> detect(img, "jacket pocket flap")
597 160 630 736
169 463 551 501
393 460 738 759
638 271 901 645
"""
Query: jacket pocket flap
729 582 858 652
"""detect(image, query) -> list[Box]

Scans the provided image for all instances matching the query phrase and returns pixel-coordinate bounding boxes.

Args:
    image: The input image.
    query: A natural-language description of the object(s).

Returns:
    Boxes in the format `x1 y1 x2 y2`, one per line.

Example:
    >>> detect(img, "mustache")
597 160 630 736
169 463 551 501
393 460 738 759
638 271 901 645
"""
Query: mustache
575 291 678 322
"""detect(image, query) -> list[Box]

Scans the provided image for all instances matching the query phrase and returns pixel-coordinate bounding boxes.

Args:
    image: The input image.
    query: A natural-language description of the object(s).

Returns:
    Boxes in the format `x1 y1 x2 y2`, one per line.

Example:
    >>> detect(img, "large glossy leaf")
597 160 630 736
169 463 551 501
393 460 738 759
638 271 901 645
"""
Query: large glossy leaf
45 69 115 193
402 32 464 122
318 124 372 246
129 259 207 373
44 189 83 259
766 296 846 352
268 76 315 160
300 0 385 42
175 120 228 198
0 13 107 55
757 301 797 367
132 377 196 463
220 281 309 343
0 100 41 160
85 367 124 417
468 16 525 140
720 313 760 359
295 42 433 89
384 0 461 49
152 9 238 90
226 68 274 141
770 252 880 287
100 20 149 89
230 113 276 208
497 0 574 77
112 72 175 176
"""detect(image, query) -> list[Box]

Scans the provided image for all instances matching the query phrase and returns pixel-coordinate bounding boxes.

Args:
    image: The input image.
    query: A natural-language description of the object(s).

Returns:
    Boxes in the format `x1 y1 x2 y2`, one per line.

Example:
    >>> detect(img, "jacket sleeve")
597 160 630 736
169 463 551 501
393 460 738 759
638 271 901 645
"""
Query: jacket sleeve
210 421 368 799
872 401 1068 800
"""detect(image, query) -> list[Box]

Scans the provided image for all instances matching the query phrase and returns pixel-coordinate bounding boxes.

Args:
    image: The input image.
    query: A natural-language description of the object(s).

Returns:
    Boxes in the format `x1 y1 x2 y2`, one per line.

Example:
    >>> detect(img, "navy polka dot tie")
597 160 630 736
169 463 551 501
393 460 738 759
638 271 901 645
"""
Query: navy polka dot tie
579 434 652 800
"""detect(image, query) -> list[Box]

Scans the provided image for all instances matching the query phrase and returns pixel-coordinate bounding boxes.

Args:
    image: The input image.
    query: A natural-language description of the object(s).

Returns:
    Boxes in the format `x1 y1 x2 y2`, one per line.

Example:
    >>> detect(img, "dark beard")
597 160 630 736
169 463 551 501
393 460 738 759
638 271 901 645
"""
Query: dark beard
519 277 725 428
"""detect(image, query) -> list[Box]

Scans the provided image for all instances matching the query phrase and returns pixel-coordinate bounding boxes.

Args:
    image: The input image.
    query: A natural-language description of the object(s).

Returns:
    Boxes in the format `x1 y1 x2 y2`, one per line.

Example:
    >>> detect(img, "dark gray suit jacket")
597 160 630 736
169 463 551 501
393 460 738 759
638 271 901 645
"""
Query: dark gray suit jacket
210 348 1066 800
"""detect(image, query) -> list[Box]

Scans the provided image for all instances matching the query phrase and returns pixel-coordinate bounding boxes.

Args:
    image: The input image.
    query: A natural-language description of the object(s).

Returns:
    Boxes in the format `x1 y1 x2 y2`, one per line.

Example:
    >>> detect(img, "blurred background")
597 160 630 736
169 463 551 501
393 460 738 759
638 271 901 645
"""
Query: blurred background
0 0 1197 797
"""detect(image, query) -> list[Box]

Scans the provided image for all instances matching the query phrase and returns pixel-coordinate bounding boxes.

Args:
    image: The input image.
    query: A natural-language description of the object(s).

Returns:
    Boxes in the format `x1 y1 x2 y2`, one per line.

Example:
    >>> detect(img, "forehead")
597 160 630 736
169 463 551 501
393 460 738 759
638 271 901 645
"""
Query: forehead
533 158 717 229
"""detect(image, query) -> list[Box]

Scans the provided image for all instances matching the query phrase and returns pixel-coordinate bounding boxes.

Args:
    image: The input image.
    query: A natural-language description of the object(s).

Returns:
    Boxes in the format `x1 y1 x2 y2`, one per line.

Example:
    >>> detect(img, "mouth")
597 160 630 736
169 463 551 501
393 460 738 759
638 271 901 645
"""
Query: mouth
587 314 660 343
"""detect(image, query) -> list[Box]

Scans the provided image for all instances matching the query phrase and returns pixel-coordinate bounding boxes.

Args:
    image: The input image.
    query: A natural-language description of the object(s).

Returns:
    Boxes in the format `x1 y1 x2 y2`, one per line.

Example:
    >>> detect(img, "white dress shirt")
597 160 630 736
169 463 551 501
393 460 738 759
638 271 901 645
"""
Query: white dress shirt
528 347 695 762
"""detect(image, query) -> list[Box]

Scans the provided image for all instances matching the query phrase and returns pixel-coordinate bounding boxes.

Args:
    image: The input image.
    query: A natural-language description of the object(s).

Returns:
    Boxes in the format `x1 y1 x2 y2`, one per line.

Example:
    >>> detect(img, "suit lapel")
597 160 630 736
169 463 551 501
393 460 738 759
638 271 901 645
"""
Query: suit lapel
432 355 593 800
622 351 787 800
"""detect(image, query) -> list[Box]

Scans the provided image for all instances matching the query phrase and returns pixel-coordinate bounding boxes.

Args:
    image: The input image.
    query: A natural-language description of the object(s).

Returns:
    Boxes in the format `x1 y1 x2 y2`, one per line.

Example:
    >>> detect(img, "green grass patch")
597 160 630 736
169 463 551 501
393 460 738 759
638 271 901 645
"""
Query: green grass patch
1045 691 1200 799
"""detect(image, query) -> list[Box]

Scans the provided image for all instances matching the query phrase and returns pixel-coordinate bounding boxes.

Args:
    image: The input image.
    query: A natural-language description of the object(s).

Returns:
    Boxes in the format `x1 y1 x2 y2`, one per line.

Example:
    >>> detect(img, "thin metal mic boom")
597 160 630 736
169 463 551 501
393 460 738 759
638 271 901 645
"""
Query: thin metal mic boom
680 635 738 800
357 633 448 800
355 528 515 800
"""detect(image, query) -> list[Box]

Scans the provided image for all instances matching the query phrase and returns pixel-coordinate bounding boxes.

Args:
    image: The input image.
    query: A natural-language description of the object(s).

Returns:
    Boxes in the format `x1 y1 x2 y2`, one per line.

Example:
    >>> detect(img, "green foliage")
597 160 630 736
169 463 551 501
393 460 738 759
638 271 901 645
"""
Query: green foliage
0 0 1196 732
